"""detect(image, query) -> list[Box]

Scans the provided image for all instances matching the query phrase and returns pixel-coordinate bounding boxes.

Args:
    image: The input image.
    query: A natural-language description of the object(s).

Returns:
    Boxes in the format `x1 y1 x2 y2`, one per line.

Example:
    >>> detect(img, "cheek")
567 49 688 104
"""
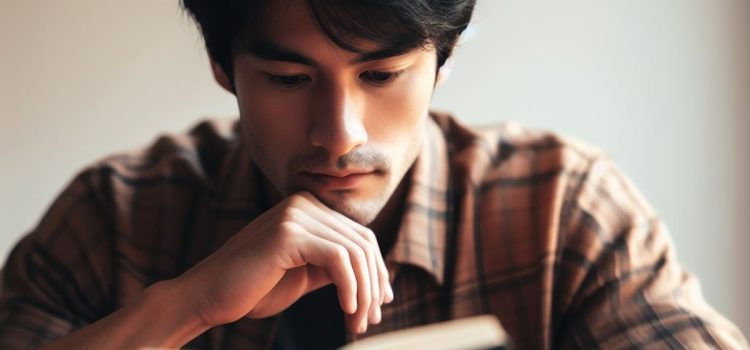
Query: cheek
365 71 434 150
238 85 303 132
235 84 312 182
236 85 310 147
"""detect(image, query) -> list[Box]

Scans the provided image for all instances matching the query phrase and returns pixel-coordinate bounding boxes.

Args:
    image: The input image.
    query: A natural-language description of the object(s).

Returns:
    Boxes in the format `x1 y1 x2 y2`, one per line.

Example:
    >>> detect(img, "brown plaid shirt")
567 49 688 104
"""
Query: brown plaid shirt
1 112 747 349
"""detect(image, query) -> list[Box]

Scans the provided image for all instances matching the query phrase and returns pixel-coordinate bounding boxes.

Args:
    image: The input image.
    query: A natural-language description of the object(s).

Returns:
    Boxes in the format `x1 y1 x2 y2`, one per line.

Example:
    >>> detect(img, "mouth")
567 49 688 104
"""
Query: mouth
300 169 378 190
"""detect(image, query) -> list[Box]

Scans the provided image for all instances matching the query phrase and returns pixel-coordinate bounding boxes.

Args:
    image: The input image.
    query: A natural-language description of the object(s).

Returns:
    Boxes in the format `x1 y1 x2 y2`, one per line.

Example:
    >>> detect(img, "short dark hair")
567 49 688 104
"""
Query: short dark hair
181 0 475 81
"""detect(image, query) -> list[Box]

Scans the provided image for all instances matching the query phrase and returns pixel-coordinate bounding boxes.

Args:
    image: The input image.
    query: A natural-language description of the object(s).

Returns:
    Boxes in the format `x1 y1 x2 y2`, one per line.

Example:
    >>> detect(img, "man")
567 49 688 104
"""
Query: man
0 0 747 349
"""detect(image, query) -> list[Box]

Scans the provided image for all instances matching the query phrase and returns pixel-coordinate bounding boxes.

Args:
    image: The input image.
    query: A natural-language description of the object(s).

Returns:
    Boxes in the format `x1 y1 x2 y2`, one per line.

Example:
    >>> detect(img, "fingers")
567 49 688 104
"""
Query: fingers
329 210 394 304
294 193 392 333
295 210 377 333
298 234 358 314
320 214 384 325
309 197 393 305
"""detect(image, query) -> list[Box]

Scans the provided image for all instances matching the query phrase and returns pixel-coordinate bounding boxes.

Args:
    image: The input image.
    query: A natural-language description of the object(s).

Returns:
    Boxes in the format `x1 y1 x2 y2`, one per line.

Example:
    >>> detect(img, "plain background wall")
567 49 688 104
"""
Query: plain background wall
2 0 748 335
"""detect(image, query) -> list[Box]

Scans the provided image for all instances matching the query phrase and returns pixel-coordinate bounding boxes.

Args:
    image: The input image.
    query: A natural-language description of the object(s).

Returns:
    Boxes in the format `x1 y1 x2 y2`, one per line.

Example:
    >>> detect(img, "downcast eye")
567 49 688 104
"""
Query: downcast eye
266 74 311 88
360 70 405 85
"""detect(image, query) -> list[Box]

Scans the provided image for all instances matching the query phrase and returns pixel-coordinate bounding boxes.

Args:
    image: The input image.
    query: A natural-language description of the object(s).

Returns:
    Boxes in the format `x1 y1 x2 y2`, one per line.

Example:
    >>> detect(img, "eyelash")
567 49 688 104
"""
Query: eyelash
360 69 406 85
264 74 311 88
264 69 407 89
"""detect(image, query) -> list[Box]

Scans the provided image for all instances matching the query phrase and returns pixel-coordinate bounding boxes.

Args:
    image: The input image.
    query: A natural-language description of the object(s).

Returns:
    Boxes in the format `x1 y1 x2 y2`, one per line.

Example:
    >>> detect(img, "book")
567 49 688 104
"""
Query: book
338 315 510 350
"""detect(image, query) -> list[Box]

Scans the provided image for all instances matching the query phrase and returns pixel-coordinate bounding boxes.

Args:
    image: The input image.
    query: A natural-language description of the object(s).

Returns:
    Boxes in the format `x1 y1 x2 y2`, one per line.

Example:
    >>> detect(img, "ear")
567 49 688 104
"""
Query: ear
435 56 454 87
210 58 234 94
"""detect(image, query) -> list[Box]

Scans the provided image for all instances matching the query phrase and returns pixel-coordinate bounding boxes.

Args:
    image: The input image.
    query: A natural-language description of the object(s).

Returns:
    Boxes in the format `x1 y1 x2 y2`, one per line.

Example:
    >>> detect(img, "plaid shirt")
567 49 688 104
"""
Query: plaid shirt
1 112 746 349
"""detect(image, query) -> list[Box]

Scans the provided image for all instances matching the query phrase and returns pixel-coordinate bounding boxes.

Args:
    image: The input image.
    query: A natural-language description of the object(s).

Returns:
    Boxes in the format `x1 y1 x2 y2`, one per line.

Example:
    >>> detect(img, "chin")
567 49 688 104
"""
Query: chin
319 191 388 225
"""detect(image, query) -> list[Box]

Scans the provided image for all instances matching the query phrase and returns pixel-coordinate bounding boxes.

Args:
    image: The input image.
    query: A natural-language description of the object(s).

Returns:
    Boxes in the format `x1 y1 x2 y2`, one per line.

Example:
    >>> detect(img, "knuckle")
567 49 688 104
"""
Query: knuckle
281 206 303 222
285 193 308 208
363 228 377 242
276 221 301 242
362 244 375 259
351 246 367 263
332 246 350 264
296 191 315 203
361 292 372 306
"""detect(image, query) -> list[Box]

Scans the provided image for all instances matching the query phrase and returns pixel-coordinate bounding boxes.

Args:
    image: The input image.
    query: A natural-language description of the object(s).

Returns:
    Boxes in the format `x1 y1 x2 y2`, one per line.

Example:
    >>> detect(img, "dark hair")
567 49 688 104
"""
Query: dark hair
181 0 475 82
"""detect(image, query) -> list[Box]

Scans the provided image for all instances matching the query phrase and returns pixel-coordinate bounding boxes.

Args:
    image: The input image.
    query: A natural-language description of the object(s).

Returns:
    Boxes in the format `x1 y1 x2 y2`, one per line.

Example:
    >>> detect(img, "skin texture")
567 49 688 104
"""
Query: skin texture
41 0 447 348
229 0 437 226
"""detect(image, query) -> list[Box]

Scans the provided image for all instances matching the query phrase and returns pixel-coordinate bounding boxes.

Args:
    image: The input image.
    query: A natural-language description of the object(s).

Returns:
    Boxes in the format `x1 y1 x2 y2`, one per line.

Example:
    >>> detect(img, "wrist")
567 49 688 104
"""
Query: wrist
37 277 213 350
141 278 213 348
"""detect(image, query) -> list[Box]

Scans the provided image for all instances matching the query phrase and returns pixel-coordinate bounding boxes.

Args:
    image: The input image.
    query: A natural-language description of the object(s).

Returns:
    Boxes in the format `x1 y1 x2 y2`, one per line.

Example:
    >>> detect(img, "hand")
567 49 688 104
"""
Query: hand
175 191 394 334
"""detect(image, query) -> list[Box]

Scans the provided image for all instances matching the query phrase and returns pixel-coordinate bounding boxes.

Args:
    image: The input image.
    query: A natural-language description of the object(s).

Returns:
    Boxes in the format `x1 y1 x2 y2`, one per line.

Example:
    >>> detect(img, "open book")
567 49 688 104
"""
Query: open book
339 315 510 350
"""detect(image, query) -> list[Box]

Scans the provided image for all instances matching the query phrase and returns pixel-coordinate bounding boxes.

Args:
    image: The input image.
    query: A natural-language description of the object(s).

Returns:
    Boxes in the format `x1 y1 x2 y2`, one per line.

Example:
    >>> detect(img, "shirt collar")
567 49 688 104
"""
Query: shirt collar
386 115 451 285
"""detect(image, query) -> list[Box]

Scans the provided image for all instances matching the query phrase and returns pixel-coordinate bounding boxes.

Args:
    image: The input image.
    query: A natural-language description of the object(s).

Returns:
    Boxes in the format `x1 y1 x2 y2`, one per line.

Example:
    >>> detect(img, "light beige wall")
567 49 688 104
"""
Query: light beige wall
2 0 748 335
0 0 237 260
432 0 750 334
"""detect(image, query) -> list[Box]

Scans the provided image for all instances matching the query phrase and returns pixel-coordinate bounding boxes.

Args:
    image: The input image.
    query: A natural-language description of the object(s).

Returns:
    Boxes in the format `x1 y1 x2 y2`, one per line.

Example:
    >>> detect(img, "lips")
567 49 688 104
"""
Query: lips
300 170 375 190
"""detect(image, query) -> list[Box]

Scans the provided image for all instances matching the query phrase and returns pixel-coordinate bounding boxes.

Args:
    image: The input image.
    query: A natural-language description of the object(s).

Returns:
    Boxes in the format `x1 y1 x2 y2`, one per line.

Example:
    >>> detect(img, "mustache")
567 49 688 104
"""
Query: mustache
288 147 390 174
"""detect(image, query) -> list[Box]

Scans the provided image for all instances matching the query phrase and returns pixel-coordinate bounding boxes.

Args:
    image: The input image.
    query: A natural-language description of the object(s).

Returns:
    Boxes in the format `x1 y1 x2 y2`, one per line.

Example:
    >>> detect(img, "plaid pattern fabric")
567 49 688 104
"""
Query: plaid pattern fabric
1 112 747 349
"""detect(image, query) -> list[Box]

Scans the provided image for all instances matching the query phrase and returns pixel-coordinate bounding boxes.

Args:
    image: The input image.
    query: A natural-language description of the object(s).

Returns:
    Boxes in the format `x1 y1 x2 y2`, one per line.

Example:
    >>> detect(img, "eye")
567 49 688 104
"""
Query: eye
360 70 406 85
265 73 311 88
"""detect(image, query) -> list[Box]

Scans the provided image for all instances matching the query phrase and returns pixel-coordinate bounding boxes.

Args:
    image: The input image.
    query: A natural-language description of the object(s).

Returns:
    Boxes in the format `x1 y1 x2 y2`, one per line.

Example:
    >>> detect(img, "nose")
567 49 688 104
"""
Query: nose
308 80 368 158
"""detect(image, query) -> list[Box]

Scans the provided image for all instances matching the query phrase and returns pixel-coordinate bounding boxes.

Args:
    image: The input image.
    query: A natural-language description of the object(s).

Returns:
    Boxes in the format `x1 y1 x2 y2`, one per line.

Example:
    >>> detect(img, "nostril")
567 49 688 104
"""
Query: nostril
308 85 367 156
309 115 367 157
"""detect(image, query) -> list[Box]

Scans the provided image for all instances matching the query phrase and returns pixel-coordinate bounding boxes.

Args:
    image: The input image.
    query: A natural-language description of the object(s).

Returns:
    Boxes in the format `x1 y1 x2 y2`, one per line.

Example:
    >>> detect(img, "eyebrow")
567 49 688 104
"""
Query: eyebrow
245 40 417 66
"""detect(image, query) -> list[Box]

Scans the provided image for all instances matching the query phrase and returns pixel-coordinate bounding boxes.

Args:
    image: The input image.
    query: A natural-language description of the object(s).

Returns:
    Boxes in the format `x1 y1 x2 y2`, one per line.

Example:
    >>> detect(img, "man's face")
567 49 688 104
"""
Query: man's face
230 0 438 225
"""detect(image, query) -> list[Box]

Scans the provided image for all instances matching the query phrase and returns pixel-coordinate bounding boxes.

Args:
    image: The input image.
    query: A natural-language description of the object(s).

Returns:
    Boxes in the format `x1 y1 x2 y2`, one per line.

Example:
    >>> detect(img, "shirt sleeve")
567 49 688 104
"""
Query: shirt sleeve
0 168 115 349
557 156 748 349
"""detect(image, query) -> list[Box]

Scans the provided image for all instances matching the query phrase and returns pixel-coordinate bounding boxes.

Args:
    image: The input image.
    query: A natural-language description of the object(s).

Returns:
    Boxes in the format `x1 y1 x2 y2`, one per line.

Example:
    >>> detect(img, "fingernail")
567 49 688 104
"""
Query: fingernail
386 283 394 303
375 306 382 324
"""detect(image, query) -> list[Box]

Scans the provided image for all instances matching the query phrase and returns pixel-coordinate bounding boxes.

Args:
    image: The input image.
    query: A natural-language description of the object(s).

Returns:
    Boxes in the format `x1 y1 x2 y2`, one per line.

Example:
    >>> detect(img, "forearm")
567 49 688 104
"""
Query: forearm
40 279 210 350
32 191 389 348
